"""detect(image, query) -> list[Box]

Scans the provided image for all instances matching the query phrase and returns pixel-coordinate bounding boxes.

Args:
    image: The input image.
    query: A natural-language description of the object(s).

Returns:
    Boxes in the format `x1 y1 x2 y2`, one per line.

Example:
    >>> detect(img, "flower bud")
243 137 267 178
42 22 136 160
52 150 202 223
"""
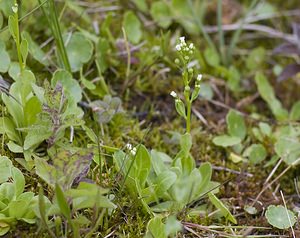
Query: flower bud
191 87 200 101
175 99 186 119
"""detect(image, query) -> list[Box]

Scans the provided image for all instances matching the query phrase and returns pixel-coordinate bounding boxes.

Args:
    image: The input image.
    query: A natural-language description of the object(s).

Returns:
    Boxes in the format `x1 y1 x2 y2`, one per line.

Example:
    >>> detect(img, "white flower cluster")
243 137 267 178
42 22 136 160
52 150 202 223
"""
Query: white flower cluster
175 37 195 55
125 143 137 156
195 74 202 88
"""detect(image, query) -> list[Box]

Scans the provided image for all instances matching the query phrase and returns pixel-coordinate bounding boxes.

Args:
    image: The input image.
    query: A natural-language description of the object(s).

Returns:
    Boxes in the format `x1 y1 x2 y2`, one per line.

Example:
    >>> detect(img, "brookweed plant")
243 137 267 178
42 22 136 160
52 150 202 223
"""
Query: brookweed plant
114 37 236 237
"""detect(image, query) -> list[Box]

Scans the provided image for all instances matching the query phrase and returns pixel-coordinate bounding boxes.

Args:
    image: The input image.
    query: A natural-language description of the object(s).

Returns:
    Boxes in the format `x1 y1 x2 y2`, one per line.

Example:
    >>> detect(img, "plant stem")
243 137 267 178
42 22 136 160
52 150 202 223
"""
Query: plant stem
13 1 24 72
186 99 191 133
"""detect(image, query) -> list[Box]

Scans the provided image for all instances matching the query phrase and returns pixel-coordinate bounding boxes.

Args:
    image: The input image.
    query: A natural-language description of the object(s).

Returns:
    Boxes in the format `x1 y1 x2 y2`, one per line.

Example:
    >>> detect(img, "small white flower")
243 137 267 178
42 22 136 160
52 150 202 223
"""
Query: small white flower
179 36 185 42
131 147 137 156
175 44 181 51
126 143 137 156
12 3 18 13
197 74 202 81
126 143 133 150
189 43 194 49
170 91 177 98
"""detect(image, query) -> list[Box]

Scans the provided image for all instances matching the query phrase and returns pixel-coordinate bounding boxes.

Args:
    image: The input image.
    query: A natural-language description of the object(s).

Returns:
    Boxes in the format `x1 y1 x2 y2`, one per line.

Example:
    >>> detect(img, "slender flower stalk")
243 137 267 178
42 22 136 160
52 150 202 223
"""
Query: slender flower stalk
172 37 202 133
10 1 25 72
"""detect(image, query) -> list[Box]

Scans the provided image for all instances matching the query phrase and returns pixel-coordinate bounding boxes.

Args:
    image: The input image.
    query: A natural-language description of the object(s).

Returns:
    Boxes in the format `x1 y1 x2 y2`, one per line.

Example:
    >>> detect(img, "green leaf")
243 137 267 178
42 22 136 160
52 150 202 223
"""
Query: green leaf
265 205 296 229
8 62 20 80
198 83 214 100
95 37 110 74
246 47 266 70
8 194 33 219
0 221 10 236
0 156 13 183
151 201 174 213
213 135 241 147
123 11 142 44
8 15 17 40
180 133 192 156
150 2 172 29
11 167 25 197
38 187 48 222
145 217 167 238
55 184 71 219
21 31 49 66
208 193 237 224
23 126 52 151
227 66 241 92
290 101 300 121
81 76 95 90
131 0 147 12
0 40 10 73
204 47 220 67
64 32 94 72
244 144 267 164
0 0 14 17
67 182 116 210
229 153 244 163
24 96 42 126
171 0 191 16
90 95 123 124
0 117 20 143
132 145 151 187
179 153 195 176
226 110 246 140
155 171 177 197
20 39 28 66
51 69 82 105
274 138 300 165
258 122 272 137
165 215 182 236
170 0 198 34
151 150 172 175
255 72 288 121
169 168 201 205
35 150 92 190
196 162 212 195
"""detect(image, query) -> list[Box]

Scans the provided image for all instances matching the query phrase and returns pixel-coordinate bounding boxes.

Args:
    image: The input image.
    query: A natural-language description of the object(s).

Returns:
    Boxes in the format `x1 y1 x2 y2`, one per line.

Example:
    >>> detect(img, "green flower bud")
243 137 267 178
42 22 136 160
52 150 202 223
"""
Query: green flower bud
175 99 186 119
